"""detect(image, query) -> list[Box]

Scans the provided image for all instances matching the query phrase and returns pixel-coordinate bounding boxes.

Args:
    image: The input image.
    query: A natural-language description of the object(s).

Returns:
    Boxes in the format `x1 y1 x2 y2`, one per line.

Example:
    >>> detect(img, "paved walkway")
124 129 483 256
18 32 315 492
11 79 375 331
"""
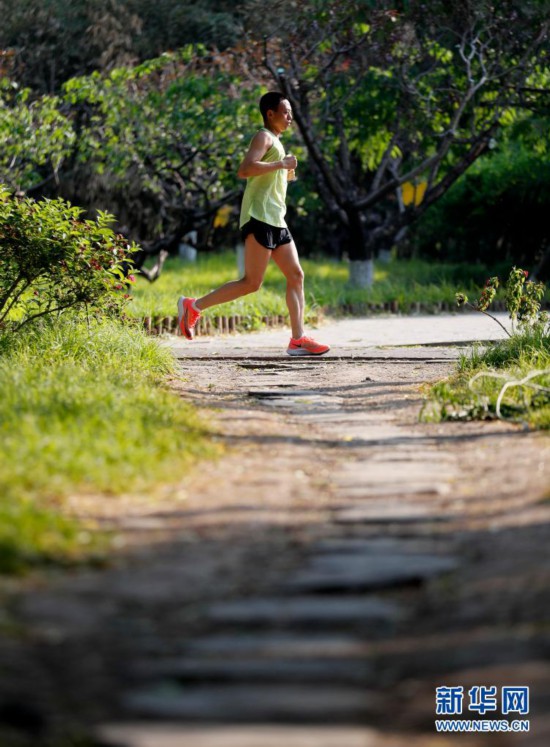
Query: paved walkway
3 315 549 747
98 316 549 745
168 312 510 358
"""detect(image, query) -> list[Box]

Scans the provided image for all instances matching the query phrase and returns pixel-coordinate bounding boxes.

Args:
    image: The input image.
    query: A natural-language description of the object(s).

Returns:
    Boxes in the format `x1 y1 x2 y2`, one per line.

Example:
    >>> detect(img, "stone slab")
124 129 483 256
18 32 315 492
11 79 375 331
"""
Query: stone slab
206 595 403 626
122 684 376 722
183 633 368 659
129 656 375 685
284 553 459 592
312 537 448 554
336 465 456 485
248 389 325 398
337 458 456 475
334 504 451 524
248 392 343 409
96 723 398 747
334 485 450 499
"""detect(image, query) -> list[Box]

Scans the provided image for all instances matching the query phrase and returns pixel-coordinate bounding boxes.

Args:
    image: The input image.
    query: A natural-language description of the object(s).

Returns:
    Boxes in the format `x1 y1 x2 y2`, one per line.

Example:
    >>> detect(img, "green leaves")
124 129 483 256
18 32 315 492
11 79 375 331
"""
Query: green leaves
61 49 261 238
454 267 547 339
0 186 138 332
254 0 549 261
0 85 75 192
506 267 546 327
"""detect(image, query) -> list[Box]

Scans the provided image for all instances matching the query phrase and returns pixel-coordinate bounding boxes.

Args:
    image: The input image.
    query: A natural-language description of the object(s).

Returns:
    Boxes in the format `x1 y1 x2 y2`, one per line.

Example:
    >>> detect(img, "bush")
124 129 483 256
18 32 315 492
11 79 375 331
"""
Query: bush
455 266 547 337
410 139 550 270
0 185 137 332
425 269 550 428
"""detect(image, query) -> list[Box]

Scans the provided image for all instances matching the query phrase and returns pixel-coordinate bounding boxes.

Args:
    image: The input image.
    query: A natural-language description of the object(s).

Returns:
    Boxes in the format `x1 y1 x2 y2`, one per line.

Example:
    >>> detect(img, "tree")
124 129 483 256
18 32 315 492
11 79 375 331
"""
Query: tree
0 78 75 194
242 0 549 286
63 48 261 249
0 0 249 94
0 0 142 94
410 123 550 273
127 0 247 60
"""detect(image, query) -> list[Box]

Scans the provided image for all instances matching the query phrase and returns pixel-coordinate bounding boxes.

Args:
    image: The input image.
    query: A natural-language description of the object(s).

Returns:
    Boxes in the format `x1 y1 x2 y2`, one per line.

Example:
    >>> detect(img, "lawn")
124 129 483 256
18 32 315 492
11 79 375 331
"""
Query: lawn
0 315 219 573
128 252 510 328
3 255 544 573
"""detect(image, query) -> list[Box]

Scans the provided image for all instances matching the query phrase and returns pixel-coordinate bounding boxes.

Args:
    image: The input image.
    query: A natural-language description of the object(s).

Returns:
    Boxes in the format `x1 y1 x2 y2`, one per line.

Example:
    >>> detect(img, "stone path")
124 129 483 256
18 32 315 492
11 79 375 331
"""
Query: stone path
2 315 550 747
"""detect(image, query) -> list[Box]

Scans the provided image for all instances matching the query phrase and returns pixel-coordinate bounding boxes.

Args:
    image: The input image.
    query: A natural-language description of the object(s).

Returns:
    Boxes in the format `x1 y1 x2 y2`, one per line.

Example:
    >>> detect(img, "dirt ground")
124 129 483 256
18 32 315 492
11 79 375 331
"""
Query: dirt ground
1 334 549 747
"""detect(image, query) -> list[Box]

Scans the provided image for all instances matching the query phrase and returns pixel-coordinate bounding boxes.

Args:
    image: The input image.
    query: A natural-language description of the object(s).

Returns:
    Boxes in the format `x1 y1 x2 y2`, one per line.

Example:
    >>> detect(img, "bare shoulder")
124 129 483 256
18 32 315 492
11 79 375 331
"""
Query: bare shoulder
255 128 274 145
249 128 274 153
238 128 276 176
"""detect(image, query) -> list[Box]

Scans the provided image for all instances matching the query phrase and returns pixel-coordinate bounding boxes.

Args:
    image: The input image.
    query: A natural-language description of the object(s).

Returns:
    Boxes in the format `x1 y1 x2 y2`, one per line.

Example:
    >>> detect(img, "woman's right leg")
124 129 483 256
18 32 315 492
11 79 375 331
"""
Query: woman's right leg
195 234 271 311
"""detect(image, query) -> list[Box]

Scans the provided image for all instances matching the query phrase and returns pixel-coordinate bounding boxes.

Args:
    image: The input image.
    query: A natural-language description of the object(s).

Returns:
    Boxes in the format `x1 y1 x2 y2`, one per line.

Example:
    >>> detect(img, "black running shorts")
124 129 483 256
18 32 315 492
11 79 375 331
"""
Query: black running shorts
241 217 293 250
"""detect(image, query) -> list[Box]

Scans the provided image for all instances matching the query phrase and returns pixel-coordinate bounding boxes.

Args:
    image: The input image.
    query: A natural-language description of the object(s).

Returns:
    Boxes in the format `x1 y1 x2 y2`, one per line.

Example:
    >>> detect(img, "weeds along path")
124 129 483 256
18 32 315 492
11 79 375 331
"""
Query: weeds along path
2 332 550 747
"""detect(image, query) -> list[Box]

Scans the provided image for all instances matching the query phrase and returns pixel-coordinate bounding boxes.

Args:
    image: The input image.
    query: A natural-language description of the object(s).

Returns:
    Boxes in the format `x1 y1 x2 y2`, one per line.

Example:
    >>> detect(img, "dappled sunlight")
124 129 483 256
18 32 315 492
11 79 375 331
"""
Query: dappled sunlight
130 253 511 321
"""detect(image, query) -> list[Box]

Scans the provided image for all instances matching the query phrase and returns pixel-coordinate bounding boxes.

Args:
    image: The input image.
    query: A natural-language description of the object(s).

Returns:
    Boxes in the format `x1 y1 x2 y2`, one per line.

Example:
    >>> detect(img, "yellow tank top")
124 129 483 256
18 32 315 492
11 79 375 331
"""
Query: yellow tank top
239 128 288 229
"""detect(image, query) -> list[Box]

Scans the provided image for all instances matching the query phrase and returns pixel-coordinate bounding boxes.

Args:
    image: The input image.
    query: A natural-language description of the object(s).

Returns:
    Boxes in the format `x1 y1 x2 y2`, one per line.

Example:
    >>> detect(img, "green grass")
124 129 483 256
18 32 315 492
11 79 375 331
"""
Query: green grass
424 324 550 428
130 253 290 324
0 315 218 573
306 256 509 311
129 252 507 321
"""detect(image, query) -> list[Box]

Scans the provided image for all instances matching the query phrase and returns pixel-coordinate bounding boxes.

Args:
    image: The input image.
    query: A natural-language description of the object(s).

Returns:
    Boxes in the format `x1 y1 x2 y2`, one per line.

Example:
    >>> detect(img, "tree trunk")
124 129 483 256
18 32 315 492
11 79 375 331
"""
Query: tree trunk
348 259 374 289
344 208 392 287
346 209 369 262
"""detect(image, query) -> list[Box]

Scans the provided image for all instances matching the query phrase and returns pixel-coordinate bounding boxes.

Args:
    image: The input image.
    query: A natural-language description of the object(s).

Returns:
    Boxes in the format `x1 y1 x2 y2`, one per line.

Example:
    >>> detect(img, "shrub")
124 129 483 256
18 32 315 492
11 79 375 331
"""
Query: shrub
0 185 137 332
455 267 548 338
425 269 550 427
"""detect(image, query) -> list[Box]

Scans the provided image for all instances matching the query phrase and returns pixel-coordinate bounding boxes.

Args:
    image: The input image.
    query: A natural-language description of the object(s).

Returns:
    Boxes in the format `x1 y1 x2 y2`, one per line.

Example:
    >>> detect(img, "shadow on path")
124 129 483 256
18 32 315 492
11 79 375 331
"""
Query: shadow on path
1 353 549 747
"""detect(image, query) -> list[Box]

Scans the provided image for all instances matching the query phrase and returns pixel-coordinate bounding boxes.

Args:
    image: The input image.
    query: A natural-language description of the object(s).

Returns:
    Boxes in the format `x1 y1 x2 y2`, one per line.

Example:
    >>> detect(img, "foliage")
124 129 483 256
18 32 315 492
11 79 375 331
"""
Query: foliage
127 0 246 60
456 266 547 337
426 267 550 428
0 0 248 93
409 130 550 269
506 268 547 327
63 48 262 245
0 1 547 276
128 251 509 320
0 79 75 193
0 0 143 93
425 333 550 428
0 186 137 332
242 0 550 266
0 45 265 247
0 313 218 574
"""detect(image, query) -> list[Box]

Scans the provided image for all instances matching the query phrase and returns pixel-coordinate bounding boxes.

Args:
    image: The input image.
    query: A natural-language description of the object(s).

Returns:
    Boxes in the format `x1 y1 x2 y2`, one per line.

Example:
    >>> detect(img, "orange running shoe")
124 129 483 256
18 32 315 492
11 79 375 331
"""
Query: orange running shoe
177 296 201 339
287 335 330 356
